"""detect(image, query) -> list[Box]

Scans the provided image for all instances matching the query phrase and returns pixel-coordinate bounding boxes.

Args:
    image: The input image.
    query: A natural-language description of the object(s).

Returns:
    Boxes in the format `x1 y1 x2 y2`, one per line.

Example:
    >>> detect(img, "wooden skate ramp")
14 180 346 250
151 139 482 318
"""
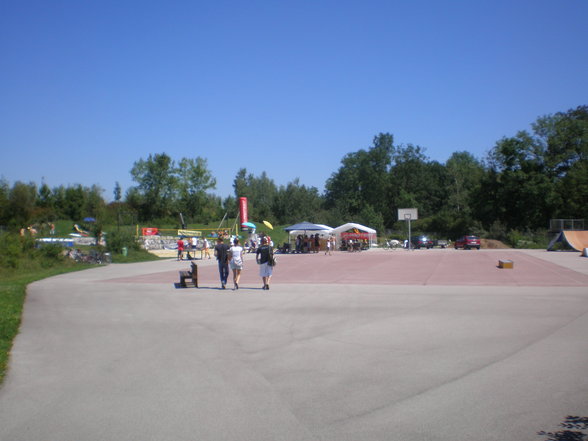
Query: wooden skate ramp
561 230 588 251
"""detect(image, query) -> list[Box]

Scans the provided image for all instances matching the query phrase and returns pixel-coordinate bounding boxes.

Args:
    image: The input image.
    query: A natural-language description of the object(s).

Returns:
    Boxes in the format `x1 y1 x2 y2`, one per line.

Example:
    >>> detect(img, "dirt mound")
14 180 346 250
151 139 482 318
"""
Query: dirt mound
481 239 510 249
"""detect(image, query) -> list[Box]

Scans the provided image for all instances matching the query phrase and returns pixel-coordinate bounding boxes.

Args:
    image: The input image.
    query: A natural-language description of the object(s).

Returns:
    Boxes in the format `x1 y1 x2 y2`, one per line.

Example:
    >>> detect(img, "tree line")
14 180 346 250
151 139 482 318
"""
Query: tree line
1 105 586 242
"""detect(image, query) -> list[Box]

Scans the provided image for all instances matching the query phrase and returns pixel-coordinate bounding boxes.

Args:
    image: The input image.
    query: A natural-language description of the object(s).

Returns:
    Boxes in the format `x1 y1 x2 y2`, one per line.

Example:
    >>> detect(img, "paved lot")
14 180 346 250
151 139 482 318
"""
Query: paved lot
1 248 587 441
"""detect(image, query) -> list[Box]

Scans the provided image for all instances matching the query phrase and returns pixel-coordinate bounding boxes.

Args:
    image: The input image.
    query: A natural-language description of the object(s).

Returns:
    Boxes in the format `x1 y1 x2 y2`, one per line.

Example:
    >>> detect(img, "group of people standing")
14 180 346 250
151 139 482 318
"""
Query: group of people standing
294 234 336 254
176 237 211 261
213 236 274 291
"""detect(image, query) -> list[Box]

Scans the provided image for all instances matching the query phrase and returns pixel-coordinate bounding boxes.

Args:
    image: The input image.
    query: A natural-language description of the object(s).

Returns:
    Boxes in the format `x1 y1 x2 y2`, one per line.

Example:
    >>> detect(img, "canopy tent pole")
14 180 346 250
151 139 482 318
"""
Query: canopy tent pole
217 212 228 232
231 211 240 237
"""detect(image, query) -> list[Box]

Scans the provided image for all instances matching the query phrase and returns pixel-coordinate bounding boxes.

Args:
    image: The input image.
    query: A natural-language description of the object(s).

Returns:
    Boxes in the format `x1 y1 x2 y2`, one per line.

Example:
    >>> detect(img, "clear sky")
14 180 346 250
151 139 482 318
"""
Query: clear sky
1 0 587 201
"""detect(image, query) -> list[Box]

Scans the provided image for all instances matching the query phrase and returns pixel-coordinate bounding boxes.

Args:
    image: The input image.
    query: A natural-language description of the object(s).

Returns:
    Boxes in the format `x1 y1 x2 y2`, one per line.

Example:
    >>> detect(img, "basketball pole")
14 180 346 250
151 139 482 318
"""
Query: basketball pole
405 213 412 250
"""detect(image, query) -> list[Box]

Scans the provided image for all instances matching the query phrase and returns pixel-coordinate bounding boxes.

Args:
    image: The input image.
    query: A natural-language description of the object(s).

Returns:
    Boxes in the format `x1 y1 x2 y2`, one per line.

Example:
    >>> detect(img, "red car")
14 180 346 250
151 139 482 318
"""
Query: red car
454 235 481 250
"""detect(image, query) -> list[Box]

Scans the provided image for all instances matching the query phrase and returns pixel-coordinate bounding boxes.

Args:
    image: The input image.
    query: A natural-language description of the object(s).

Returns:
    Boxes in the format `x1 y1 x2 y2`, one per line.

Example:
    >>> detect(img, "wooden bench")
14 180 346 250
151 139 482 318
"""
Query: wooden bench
179 262 198 288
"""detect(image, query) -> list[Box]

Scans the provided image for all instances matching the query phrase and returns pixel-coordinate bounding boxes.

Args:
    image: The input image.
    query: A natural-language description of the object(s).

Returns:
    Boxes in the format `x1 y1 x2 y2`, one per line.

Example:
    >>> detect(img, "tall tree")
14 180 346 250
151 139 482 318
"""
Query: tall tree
232 169 277 221
84 185 106 219
389 144 446 221
113 182 122 202
533 105 588 219
177 157 217 219
325 133 393 222
0 179 9 226
483 132 555 230
130 153 178 220
445 151 484 215
533 105 588 178
273 179 324 224
62 185 87 221
6 182 37 228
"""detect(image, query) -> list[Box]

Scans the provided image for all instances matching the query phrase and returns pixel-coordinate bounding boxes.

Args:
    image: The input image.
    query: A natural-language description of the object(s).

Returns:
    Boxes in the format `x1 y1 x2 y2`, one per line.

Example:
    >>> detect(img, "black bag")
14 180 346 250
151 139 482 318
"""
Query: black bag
268 249 277 267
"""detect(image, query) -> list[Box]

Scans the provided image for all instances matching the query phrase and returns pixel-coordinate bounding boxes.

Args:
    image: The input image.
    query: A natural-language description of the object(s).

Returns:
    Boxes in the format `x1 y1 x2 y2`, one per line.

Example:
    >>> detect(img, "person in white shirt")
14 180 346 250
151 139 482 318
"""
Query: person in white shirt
228 238 244 290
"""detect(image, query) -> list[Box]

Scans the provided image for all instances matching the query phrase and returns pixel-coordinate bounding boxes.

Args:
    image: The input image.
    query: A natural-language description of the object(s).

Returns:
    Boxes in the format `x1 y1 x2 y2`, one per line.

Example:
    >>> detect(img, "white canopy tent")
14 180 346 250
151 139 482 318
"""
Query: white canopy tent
282 222 334 252
286 224 333 238
332 222 378 248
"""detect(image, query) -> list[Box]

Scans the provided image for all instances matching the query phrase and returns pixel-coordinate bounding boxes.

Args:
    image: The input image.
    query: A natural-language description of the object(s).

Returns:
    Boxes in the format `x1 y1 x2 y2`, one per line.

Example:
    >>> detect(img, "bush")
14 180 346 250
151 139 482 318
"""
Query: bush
105 230 139 253
506 229 550 249
0 233 23 268
35 243 65 262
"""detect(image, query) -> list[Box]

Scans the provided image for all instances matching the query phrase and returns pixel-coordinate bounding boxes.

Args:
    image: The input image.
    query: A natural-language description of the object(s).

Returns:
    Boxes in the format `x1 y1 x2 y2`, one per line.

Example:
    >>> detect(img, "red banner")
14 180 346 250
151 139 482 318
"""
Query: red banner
239 197 248 230
142 228 159 236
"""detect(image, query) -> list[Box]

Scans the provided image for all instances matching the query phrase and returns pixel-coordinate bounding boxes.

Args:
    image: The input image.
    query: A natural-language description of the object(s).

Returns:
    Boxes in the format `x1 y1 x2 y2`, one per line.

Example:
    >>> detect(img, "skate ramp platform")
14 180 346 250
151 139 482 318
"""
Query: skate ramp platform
548 230 588 252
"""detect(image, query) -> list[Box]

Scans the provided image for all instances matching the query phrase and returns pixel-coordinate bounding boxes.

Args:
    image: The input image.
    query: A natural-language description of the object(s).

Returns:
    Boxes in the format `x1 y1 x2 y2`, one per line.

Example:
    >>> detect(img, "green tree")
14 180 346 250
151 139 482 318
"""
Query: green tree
483 132 556 230
7 182 37 228
533 105 588 220
325 133 393 222
557 159 588 220
445 151 484 216
113 182 122 202
62 185 86 221
273 179 324 224
0 179 11 226
129 153 179 220
84 184 105 220
534 105 588 178
37 182 54 211
177 157 217 220
389 144 447 222
232 169 277 221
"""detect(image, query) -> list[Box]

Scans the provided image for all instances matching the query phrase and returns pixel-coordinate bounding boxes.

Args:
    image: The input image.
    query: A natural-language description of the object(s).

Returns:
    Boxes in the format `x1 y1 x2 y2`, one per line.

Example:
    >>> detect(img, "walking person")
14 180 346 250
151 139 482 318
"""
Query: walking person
256 236 274 290
214 237 230 289
228 238 244 290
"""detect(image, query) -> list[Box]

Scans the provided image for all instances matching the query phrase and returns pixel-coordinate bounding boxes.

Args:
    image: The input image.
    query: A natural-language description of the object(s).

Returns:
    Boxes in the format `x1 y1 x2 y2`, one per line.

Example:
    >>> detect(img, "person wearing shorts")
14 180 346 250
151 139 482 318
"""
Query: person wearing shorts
228 238 244 290
256 237 273 290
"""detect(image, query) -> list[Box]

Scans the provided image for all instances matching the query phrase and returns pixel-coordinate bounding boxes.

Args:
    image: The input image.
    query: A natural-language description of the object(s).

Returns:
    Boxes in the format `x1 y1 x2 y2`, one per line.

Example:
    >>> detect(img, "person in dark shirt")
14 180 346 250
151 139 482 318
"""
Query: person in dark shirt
214 237 230 289
256 236 273 290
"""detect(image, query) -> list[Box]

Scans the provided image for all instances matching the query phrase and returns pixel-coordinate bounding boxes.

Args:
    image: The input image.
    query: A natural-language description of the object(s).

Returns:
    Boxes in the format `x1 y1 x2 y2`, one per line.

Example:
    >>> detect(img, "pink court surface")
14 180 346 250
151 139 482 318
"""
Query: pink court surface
104 248 588 288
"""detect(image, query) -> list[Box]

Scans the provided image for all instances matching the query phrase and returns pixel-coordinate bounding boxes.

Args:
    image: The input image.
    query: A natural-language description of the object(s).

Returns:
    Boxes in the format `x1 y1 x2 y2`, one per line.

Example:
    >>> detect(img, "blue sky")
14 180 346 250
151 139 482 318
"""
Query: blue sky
1 0 587 201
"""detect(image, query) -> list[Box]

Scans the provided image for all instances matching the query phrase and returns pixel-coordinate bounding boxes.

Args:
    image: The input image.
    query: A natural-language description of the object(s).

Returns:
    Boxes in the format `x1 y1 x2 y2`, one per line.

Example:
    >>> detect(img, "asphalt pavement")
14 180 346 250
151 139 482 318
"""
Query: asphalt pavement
0 248 587 441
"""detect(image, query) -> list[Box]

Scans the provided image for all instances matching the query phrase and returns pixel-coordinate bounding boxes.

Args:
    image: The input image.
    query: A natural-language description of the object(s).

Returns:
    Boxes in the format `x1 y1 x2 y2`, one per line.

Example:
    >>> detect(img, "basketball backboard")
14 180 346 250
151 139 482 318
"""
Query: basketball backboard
398 208 418 221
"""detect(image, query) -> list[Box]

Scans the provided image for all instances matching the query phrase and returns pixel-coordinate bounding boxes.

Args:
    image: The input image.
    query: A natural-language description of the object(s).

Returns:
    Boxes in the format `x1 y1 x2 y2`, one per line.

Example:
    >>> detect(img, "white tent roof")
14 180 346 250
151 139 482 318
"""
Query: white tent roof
314 224 334 231
286 223 333 237
332 222 377 234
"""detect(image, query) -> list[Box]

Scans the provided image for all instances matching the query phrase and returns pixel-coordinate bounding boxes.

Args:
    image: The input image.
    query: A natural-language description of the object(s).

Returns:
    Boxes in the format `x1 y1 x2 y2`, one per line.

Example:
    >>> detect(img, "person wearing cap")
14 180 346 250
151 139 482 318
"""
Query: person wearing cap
214 237 230 289
256 236 273 290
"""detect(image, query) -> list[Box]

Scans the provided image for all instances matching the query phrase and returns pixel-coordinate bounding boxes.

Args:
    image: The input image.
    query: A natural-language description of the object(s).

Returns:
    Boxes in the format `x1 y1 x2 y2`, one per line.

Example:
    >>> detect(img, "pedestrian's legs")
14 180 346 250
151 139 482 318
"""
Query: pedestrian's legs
218 261 228 288
233 269 241 289
221 263 229 287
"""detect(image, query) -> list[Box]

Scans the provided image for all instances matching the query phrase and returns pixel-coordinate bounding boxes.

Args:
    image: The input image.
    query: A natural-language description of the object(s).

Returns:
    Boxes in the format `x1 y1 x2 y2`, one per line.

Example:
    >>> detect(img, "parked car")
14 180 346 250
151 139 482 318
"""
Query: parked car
435 239 448 248
454 235 481 250
411 235 434 249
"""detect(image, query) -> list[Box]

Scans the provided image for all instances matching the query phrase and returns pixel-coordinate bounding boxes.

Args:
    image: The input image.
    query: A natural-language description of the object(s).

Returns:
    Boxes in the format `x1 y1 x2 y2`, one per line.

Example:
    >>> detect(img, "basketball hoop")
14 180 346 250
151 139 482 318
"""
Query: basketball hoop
398 209 418 250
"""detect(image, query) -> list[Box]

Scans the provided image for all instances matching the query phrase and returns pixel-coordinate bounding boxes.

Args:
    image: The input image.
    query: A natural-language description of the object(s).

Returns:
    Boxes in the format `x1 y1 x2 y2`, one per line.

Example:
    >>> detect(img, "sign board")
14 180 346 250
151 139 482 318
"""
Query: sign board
398 208 418 221
177 230 202 237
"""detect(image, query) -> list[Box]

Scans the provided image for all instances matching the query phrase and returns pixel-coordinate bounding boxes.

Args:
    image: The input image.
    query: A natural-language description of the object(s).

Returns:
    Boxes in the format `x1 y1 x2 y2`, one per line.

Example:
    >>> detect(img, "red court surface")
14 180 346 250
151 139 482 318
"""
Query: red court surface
104 249 588 288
